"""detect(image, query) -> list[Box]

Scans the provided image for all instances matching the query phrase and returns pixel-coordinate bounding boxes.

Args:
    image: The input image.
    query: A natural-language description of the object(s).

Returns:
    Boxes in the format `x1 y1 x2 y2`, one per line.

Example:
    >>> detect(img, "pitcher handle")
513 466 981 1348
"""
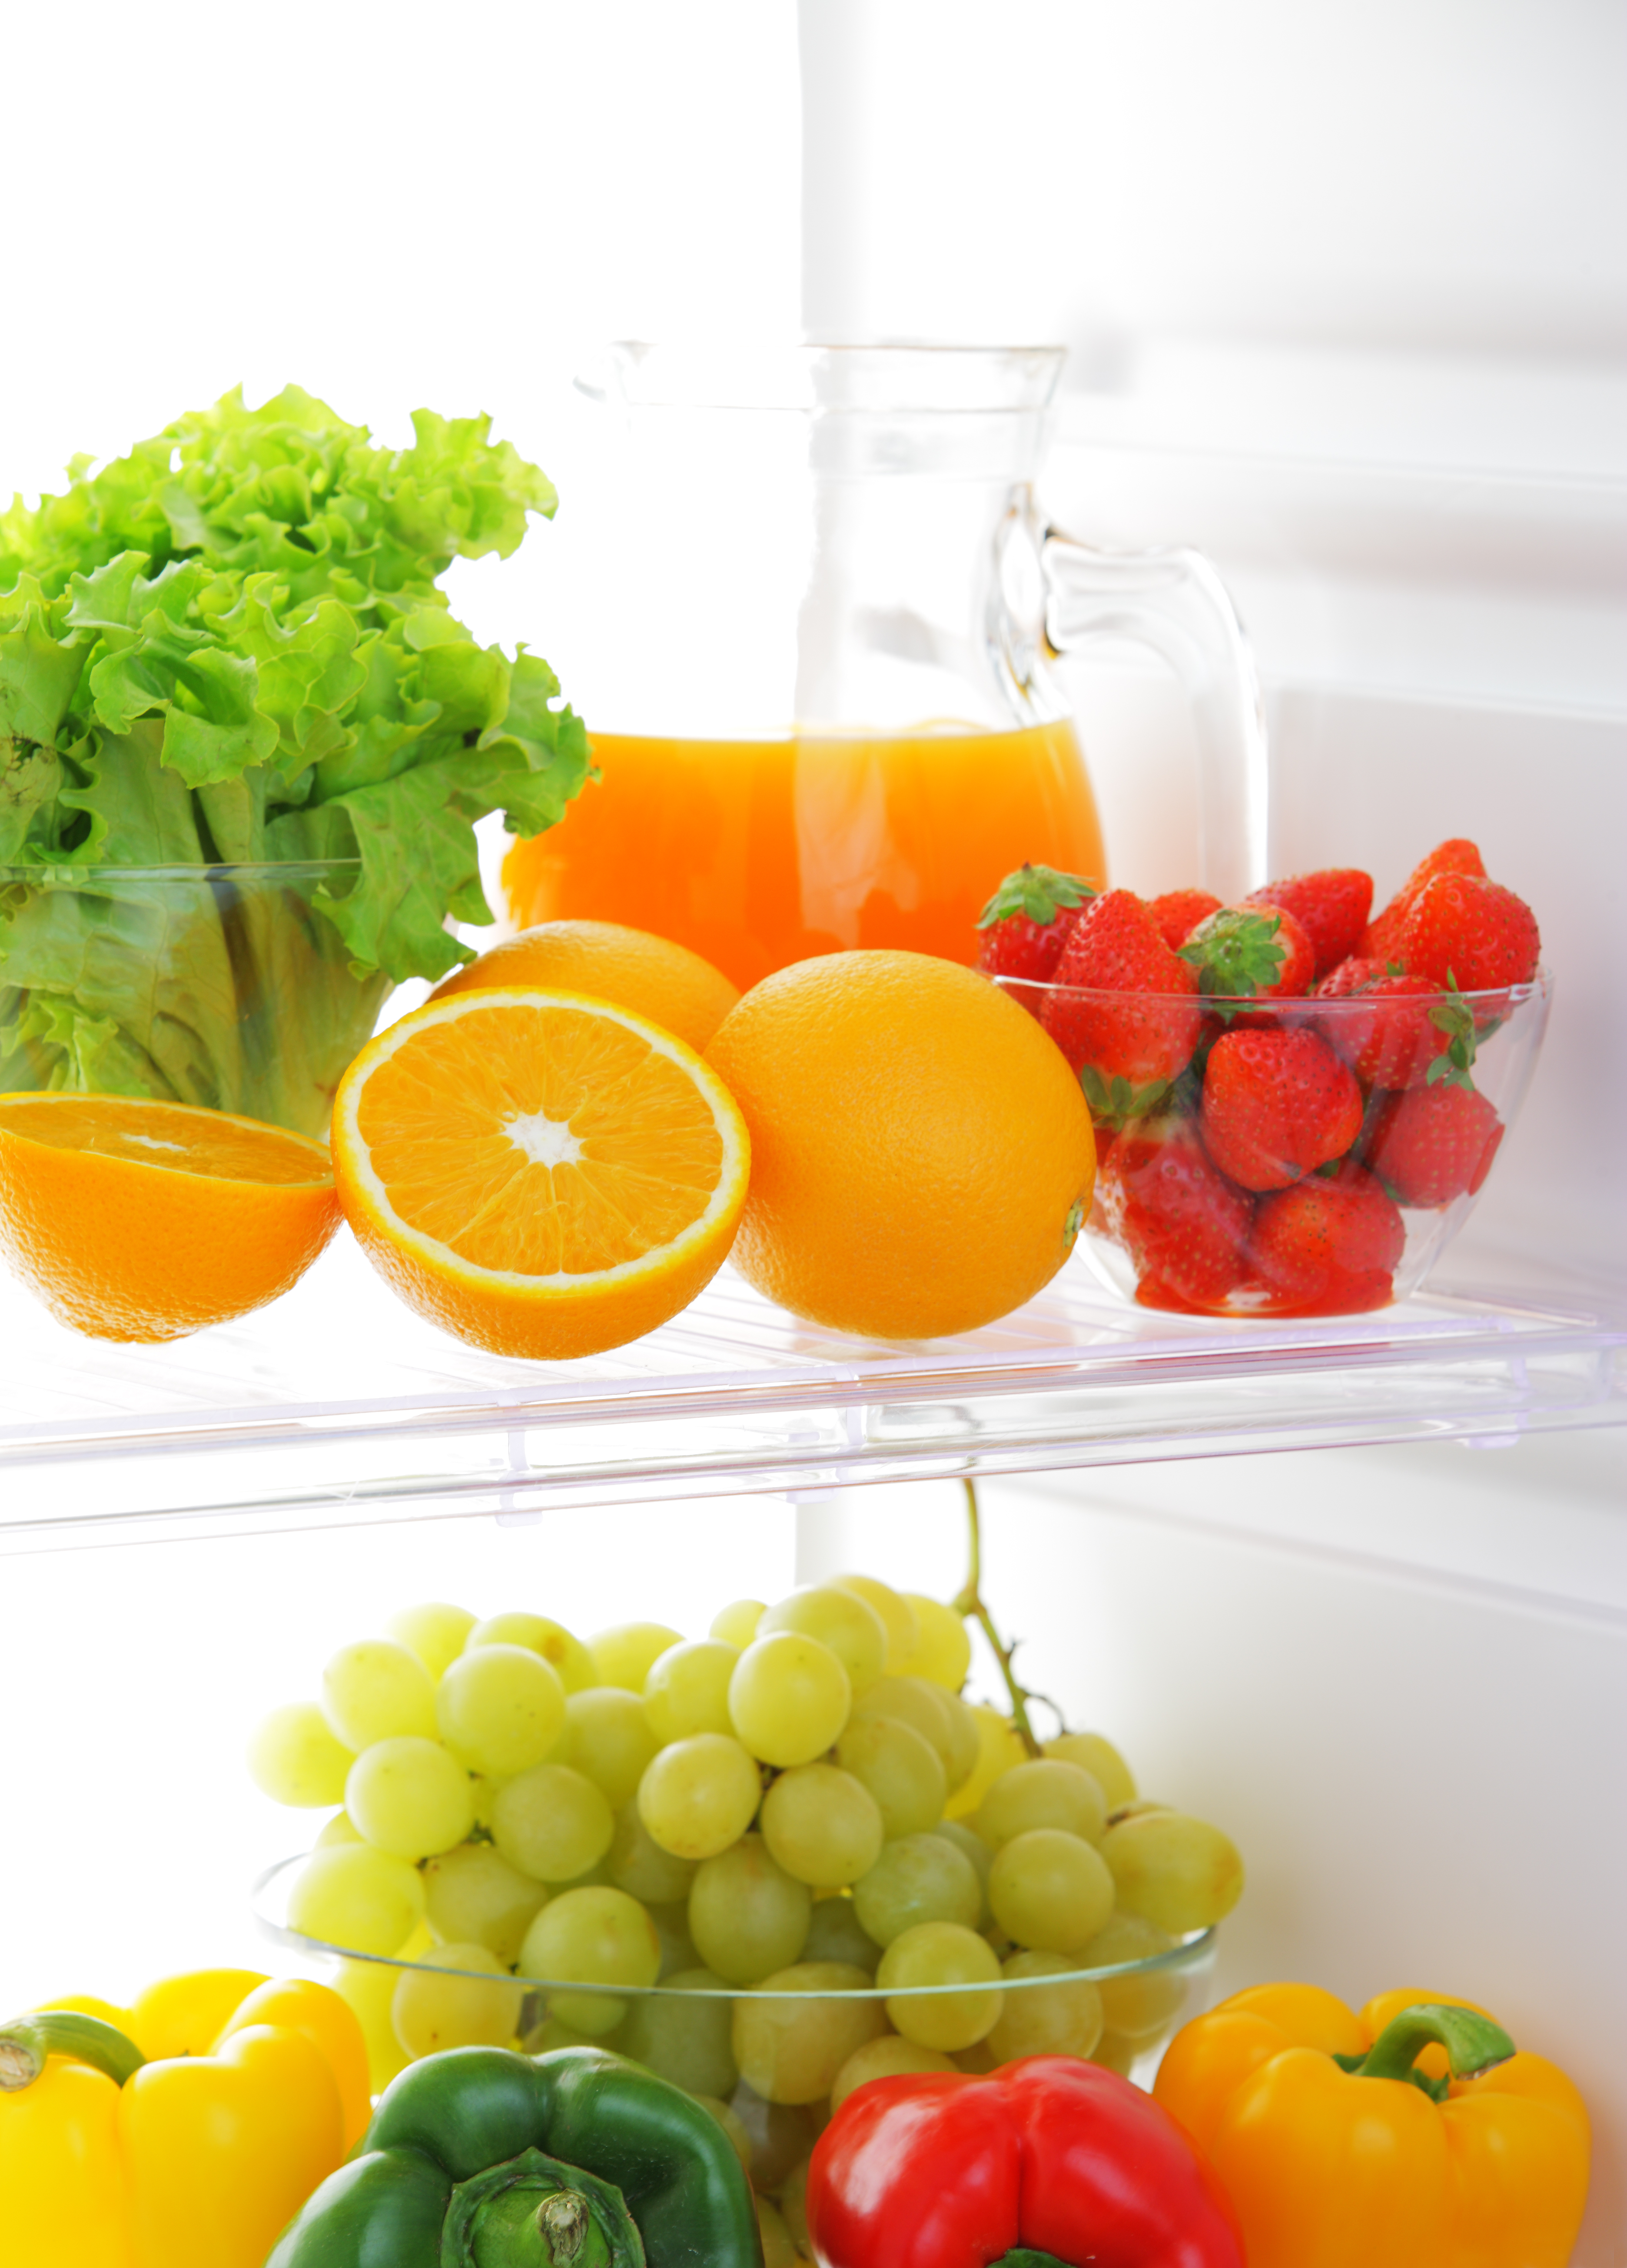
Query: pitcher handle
1040 529 1268 900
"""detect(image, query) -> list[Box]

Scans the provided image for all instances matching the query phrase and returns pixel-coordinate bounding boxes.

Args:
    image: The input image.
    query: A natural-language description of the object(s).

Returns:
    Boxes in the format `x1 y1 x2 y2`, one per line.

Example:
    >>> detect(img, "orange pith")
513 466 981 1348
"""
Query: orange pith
332 988 750 1360
0 1094 340 1343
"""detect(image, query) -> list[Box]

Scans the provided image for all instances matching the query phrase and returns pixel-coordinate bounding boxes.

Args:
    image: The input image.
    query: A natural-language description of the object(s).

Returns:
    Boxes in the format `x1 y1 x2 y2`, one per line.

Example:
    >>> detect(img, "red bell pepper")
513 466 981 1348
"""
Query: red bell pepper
806 2054 1242 2268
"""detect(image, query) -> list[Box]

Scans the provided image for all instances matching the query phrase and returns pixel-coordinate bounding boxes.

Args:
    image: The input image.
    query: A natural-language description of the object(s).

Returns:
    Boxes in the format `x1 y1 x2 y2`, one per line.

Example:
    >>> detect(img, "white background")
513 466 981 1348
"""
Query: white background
3 4 1624 2258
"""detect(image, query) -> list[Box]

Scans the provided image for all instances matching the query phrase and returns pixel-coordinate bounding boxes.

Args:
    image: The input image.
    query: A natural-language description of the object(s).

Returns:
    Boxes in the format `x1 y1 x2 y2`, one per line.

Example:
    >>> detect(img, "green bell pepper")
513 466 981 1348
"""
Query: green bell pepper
266 2044 764 2268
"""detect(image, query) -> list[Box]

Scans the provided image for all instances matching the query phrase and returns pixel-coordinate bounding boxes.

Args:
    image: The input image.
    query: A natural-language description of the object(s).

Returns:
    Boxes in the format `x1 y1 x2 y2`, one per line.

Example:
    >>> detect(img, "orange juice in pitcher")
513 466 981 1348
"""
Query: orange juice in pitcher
508 346 1264 984
504 719 1103 992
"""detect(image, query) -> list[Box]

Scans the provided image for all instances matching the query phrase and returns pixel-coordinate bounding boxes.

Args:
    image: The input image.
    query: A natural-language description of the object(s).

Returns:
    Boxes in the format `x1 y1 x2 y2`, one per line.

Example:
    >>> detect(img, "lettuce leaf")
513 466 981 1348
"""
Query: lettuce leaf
0 388 588 1131
0 385 588 978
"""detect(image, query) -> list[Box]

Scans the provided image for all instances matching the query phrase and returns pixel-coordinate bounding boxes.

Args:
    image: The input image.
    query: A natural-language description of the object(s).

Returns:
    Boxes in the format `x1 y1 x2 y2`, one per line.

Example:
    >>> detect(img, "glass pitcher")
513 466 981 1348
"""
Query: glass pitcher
504 344 1266 993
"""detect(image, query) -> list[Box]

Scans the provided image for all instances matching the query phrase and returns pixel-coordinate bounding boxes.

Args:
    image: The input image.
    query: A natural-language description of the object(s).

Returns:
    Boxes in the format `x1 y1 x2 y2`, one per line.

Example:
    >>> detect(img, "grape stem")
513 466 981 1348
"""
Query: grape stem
953 1480 1052 1758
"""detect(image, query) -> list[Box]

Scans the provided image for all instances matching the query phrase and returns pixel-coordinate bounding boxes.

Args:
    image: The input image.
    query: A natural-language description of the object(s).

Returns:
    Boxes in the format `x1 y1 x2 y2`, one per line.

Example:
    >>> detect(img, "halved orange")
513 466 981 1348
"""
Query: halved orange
0 1094 341 1343
330 989 751 1359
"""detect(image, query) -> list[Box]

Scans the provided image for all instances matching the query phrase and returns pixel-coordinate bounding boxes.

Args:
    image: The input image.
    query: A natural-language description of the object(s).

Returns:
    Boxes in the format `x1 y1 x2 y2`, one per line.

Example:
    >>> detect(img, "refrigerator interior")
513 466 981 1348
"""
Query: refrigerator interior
3 2 1624 2261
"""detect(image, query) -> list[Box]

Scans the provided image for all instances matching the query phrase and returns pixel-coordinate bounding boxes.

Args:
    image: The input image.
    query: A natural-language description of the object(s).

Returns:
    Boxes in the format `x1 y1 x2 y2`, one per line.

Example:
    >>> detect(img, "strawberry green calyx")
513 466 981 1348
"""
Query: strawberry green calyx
1079 1067 1172 1125
1179 908 1286 998
977 863 1097 930
1425 978 1480 1089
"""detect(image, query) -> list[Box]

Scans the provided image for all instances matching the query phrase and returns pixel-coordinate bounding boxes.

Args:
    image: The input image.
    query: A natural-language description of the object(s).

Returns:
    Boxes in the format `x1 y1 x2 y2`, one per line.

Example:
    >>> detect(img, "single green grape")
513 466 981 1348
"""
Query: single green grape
1075 1911 1185 2039
321 1639 438 1751
391 1943 524 2059
435 1643 567 1779
616 1966 739 2098
608 1802 700 1905
520 1885 661 2035
988 1827 1115 1953
731 1962 887 2104
589 1622 685 1693
288 1843 425 1956
1045 1731 1137 1812
727 2089 821 2193
710 1599 766 1649
801 1895 883 1975
976 1758 1107 1850
894 1595 972 1691
830 2031 956 2111
777 2155 813 2257
759 1586 887 1698
247 1702 355 1807
490 1763 614 1886
466 1612 596 1694
345 1736 475 1860
852 1833 982 1948
835 1714 947 1839
929 1820 993 1926
760 1763 885 1888
986 1950 1104 2063
643 1639 740 1744
385 1602 477 1681
729 1632 852 1768
637 1733 763 1861
688 1834 811 1986
563 1687 660 1808
422 1841 548 1964
880 1923 1003 2052
827 1574 919 1672
316 1811 363 1847
1099 1810 1244 1932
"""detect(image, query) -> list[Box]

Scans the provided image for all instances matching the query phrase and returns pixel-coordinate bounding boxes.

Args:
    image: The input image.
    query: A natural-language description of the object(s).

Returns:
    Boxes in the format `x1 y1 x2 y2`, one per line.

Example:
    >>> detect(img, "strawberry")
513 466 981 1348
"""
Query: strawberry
1315 956 1463 1088
1362 1081 1504 1207
1180 904 1316 1002
1391 873 1541 995
976 864 1097 988
1199 1027 1364 1190
1043 890 1203 1123
1248 1160 1405 1313
1360 839 1485 962
1147 888 1221 953
1244 867 1373 981
1096 1114 1254 1313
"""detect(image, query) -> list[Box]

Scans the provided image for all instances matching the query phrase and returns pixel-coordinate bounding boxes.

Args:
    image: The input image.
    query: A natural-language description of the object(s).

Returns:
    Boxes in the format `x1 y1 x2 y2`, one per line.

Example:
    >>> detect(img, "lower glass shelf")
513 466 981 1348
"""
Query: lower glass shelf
3 1237 1623 1551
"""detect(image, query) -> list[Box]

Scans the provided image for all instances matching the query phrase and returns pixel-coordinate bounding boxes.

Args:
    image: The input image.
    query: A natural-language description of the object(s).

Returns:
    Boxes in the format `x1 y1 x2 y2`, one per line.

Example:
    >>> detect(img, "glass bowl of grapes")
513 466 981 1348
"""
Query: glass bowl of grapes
248 1533 1240 2231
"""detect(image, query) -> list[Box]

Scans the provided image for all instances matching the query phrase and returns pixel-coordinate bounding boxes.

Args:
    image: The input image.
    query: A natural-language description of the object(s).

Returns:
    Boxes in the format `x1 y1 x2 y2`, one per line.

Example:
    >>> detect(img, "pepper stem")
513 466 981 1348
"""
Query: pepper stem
952 1479 1045 1757
0 2011 146 2092
538 2192 591 2265
1355 2002 1515 2086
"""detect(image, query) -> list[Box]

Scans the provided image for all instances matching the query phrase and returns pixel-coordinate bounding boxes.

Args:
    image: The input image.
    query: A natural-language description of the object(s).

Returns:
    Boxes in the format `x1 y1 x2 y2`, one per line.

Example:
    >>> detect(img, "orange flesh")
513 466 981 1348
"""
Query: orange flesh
503 720 1106 992
354 1003 726 1277
0 1095 332 1185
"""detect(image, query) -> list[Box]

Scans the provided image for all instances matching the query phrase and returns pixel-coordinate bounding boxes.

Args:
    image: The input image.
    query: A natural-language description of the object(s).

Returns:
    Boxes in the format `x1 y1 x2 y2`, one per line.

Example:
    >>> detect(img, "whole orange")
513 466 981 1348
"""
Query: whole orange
431 921 739 1053
0 1094 340 1342
705 951 1095 1339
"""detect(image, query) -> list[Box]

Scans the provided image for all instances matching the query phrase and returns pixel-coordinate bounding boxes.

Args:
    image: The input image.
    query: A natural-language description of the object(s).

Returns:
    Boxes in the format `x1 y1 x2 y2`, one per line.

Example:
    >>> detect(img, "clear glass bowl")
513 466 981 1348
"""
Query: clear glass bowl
0 863 390 1141
995 972 1551 1318
252 1853 1217 2106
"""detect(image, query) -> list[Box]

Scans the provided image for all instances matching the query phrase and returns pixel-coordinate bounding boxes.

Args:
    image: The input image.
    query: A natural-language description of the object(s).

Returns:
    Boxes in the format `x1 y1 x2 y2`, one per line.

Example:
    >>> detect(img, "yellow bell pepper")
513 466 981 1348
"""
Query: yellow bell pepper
1154 1981 1591 2268
0 1976 365 2268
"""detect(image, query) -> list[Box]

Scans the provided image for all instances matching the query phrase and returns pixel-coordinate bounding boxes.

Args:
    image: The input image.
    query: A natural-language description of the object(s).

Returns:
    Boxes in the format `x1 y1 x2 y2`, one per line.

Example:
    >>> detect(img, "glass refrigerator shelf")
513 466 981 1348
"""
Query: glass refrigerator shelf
2 1235 1622 1552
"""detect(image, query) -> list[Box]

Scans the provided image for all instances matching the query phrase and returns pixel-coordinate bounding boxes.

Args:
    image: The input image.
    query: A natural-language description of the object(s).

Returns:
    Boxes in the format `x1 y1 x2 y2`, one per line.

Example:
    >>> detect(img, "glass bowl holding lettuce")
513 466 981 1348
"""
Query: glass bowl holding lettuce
0 388 590 1140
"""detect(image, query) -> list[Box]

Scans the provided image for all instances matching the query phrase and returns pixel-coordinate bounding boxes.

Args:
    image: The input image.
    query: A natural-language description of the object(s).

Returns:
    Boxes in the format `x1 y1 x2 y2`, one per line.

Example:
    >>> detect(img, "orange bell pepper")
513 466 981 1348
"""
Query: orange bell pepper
1154 1982 1590 2268
0 1975 366 2268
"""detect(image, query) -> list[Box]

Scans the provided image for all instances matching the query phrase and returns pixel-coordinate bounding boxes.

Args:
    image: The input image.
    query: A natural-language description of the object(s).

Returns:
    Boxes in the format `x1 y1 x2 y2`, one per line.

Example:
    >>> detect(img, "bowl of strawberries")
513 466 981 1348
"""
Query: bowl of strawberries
977 842 1548 1319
